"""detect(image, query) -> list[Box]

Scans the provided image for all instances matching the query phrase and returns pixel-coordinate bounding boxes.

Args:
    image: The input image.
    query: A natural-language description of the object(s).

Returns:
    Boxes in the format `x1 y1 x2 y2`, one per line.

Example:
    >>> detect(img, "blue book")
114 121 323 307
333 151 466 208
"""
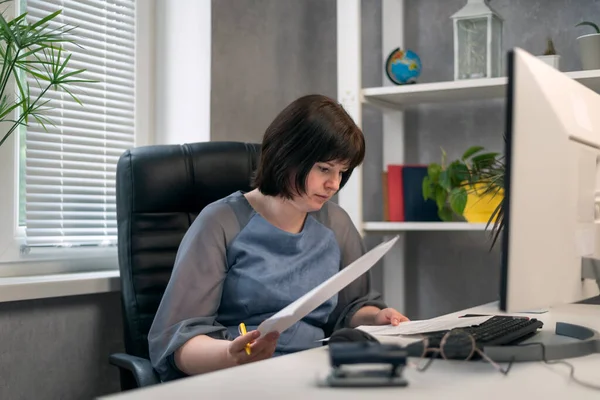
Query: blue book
402 165 441 222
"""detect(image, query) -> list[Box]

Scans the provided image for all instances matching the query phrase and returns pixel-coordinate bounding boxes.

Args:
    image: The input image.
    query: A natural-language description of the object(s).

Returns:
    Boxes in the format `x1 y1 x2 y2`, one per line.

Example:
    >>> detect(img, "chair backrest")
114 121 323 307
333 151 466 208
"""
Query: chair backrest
116 141 261 359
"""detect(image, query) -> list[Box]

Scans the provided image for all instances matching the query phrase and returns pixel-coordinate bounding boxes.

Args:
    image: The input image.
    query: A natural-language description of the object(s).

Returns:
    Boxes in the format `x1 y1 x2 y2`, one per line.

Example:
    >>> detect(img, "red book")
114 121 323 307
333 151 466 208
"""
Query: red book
387 165 404 221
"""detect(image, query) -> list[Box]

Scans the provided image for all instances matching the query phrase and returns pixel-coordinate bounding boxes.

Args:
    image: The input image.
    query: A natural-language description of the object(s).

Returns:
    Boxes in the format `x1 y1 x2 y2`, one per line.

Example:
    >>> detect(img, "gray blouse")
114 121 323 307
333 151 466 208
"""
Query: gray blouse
148 191 386 381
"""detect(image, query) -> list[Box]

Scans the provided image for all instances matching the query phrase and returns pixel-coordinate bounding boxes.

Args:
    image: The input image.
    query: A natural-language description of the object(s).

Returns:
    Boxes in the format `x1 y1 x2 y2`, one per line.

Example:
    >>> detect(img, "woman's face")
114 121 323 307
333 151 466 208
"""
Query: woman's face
291 160 349 212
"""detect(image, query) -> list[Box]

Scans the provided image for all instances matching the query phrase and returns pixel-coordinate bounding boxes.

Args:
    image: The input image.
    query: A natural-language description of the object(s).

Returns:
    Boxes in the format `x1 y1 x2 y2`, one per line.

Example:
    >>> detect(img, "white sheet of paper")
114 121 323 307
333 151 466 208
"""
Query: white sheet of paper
257 235 399 337
355 315 493 336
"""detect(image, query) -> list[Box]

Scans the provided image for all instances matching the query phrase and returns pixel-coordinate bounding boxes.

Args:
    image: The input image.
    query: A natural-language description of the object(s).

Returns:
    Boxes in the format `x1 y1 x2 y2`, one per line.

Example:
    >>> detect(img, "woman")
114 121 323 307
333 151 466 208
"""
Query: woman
148 94 408 382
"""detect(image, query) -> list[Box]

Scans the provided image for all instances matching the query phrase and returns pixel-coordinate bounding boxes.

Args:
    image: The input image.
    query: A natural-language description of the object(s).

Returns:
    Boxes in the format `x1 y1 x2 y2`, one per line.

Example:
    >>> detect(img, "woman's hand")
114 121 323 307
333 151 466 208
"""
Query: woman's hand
372 307 410 326
227 330 280 366
351 305 410 327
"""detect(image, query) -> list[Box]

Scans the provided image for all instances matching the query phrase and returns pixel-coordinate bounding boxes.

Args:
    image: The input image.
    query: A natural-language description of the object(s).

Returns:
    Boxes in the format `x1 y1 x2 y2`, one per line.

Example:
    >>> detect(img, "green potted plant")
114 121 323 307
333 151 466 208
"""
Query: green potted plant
422 145 505 247
0 4 89 148
537 37 560 70
576 21 600 70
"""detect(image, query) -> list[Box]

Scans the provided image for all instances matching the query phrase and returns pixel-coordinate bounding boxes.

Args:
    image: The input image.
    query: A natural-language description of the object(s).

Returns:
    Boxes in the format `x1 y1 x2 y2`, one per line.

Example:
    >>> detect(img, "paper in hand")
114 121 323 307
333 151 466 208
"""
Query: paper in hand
256 235 399 337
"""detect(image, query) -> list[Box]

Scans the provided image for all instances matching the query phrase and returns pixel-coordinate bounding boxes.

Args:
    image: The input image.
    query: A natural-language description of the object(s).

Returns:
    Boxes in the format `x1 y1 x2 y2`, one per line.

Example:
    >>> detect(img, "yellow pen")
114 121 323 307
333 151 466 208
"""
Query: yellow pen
238 322 252 355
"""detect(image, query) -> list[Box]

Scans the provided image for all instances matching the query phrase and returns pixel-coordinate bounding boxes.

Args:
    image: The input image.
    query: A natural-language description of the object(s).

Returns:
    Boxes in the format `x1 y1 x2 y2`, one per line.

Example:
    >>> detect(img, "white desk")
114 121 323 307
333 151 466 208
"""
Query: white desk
99 302 600 399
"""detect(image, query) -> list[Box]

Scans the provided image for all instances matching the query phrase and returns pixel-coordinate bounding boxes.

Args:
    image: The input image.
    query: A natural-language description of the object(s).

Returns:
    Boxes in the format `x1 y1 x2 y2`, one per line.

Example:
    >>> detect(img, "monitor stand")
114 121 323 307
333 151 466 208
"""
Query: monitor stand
484 258 600 362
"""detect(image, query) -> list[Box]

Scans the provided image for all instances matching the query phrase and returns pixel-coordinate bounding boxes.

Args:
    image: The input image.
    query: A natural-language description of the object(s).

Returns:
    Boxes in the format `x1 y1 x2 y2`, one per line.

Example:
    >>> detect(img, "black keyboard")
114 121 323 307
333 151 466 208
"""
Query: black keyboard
406 315 543 360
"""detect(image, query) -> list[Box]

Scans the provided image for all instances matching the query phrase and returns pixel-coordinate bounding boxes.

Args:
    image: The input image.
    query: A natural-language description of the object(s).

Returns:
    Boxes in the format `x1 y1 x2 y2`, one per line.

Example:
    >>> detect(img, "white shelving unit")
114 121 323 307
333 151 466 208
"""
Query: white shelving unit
362 69 600 110
336 0 600 313
363 222 488 233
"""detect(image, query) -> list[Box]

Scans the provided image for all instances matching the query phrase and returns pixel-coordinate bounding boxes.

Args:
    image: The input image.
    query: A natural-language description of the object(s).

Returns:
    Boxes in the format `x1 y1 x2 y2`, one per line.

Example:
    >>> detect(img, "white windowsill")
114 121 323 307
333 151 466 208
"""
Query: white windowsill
0 270 121 303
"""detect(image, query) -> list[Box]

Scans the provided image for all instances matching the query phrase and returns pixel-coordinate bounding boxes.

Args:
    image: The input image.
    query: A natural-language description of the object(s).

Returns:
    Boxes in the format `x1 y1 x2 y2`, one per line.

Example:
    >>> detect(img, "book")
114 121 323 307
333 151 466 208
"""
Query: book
387 165 404 221
386 164 440 222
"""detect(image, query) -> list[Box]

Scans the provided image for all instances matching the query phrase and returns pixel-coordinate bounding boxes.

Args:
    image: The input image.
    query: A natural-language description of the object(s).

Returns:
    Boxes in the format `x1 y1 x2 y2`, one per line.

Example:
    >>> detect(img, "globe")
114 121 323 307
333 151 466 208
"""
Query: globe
385 48 422 85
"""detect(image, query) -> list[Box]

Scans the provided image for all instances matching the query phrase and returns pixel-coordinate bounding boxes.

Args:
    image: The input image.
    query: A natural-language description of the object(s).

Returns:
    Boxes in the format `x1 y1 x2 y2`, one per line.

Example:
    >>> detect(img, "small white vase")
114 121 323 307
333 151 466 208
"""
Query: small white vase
578 33 600 70
536 55 560 70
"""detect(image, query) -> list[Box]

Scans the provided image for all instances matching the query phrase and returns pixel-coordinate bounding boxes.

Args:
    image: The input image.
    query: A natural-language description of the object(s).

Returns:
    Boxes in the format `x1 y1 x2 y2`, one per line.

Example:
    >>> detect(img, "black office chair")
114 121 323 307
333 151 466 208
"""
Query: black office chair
109 141 261 391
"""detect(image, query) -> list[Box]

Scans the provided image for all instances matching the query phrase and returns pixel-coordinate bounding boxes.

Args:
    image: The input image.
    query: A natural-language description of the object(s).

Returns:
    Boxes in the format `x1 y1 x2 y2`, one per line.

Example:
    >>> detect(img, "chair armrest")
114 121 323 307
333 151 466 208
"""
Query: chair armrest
109 353 160 388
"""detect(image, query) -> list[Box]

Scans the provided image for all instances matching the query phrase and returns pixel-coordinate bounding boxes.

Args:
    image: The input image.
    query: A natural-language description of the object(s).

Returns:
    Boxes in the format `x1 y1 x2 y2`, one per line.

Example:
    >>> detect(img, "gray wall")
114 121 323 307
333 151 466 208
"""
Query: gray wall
361 0 386 291
0 293 123 400
399 0 600 318
210 0 337 143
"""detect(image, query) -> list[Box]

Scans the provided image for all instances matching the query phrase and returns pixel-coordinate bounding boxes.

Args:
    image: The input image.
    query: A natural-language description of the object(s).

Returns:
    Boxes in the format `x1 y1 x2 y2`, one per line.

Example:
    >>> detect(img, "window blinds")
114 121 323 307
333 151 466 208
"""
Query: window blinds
25 0 135 249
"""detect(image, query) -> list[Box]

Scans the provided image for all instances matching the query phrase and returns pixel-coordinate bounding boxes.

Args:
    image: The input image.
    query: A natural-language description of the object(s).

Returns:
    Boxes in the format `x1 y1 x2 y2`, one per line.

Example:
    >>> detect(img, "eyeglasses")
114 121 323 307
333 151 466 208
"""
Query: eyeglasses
411 329 514 375
404 330 600 391
516 342 600 391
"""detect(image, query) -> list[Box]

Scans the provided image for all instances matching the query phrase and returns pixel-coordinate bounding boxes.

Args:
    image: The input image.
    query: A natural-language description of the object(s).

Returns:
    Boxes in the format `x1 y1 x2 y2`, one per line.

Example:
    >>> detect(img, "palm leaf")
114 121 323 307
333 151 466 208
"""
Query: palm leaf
487 198 505 250
0 6 94 149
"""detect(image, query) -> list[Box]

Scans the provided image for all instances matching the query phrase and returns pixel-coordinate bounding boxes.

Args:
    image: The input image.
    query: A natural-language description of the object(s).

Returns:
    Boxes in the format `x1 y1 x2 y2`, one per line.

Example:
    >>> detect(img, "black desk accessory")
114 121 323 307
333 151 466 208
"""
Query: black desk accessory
324 328 408 387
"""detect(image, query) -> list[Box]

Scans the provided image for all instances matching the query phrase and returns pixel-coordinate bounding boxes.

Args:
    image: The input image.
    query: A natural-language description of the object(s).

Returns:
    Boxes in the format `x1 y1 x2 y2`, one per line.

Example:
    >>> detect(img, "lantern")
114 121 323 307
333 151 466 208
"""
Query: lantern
451 0 503 80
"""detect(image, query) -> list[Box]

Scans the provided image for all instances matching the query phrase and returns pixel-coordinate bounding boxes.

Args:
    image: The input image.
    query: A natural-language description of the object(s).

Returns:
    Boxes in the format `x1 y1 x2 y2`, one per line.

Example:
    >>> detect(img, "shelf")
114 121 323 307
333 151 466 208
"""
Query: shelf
361 69 600 110
362 222 489 233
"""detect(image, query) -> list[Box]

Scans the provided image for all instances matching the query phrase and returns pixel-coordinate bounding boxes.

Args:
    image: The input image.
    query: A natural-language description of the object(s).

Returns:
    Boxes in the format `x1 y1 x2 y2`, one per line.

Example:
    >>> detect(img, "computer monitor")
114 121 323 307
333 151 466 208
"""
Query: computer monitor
500 47 600 313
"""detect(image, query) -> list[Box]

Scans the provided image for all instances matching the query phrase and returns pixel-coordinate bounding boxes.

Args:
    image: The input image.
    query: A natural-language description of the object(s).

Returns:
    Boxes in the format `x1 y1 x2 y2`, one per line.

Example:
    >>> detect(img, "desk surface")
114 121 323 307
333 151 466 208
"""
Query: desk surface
100 302 600 399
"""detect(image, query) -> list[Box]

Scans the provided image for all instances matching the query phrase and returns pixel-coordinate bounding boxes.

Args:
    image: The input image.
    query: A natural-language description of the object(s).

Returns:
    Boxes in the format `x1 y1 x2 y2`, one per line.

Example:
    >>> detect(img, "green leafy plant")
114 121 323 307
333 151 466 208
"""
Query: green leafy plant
0 3 91 148
422 148 471 222
422 145 506 247
576 21 600 34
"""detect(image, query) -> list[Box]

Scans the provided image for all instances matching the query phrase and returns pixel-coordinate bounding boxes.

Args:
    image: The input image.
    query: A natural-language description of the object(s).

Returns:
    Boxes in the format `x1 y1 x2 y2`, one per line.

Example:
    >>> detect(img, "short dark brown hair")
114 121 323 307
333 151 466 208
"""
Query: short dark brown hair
252 94 365 199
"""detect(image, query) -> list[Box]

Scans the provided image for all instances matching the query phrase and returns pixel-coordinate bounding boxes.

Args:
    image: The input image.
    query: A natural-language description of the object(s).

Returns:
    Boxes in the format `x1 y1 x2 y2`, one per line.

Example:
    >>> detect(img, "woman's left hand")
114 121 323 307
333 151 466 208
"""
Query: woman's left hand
372 307 410 326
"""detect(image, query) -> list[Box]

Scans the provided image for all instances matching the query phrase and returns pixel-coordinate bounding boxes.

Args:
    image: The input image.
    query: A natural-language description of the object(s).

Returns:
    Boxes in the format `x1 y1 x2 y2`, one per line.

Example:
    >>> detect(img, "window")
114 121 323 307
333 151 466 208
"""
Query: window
20 0 136 252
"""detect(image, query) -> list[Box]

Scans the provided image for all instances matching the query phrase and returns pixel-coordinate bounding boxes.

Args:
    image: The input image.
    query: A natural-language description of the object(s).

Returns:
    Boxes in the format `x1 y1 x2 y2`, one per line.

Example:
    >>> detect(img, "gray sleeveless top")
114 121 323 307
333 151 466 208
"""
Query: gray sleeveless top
148 191 386 381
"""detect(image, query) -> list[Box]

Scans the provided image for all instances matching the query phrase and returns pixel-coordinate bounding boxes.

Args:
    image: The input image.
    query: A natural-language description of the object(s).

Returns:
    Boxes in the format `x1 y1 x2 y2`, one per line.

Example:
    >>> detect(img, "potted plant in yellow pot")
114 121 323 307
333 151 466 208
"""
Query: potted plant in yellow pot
422 145 505 246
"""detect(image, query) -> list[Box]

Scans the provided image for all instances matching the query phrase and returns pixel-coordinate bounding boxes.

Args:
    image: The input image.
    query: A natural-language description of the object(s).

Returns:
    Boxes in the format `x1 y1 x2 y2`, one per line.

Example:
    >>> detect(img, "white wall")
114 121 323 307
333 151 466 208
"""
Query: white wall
154 0 211 145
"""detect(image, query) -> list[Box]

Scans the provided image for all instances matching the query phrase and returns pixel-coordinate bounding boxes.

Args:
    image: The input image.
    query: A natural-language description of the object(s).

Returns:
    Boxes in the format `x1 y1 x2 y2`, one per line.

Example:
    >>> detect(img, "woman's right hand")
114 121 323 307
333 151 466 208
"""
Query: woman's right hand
227 330 280 366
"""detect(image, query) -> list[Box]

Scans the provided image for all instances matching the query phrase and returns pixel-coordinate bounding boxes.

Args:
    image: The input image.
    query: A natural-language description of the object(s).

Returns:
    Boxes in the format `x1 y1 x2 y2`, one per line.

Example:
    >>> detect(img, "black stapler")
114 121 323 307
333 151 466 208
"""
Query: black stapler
324 329 409 387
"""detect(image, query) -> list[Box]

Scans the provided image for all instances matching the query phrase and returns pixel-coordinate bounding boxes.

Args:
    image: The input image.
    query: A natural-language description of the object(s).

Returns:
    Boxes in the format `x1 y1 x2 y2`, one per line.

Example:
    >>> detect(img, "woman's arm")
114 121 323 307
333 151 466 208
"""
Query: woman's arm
175 330 280 375
175 336 235 375
349 305 381 327
148 203 238 381
349 305 409 327
322 205 389 333
323 203 409 333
